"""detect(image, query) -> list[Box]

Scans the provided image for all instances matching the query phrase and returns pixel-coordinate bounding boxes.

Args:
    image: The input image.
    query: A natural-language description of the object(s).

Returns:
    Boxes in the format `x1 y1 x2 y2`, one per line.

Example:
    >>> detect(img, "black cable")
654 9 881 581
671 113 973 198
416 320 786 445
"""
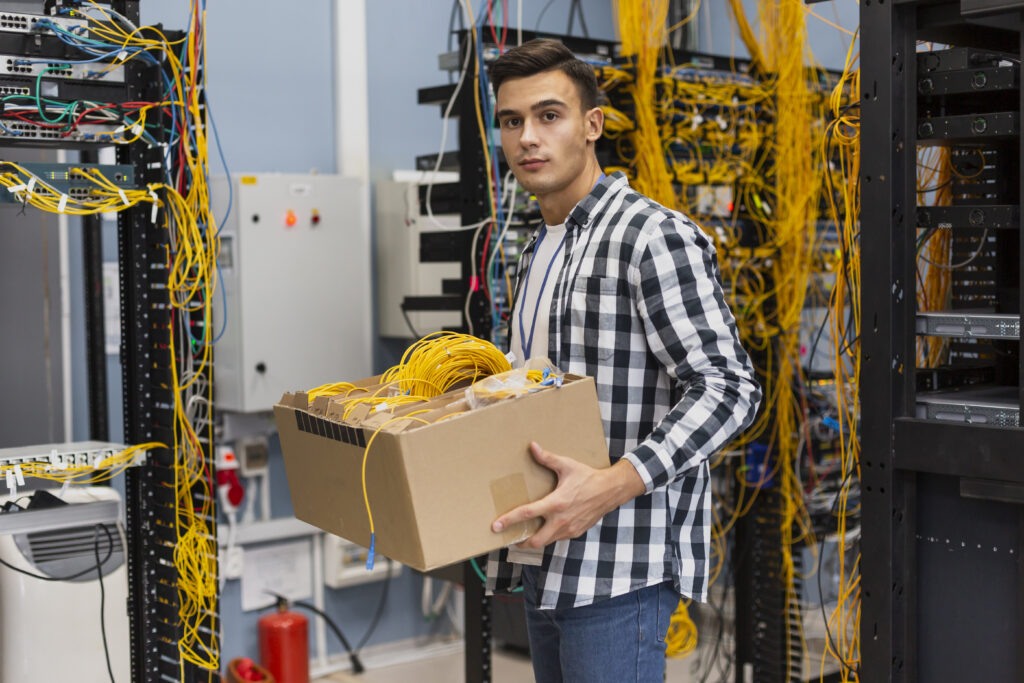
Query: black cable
534 0 558 32
0 523 115 582
401 306 423 339
355 558 394 652
567 0 589 38
94 524 116 683
291 599 366 674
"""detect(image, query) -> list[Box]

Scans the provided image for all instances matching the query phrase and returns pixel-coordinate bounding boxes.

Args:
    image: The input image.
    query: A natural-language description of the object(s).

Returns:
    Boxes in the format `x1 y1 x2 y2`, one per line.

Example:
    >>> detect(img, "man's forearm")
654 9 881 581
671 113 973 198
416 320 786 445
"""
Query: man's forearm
600 458 647 509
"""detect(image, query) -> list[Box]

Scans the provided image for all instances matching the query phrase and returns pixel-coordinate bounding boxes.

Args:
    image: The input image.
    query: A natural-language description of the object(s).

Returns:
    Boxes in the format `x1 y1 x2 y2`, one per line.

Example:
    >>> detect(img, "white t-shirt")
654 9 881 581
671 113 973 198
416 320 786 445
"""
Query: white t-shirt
510 223 567 368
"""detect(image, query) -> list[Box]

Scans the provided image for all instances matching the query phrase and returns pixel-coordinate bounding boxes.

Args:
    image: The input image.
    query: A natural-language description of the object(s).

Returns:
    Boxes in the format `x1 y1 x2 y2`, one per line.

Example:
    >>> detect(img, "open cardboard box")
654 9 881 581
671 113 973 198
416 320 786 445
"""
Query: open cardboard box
273 373 610 572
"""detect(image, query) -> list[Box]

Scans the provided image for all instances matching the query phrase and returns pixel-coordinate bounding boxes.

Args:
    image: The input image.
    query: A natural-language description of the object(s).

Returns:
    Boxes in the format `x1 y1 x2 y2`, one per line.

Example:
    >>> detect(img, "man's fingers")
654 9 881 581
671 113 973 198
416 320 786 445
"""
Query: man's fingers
517 519 557 549
492 499 545 533
530 441 568 472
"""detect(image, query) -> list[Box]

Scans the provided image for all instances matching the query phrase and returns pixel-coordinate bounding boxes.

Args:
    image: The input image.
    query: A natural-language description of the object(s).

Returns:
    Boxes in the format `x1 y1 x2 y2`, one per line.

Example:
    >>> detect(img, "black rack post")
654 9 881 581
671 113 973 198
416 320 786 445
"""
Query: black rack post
81 147 108 442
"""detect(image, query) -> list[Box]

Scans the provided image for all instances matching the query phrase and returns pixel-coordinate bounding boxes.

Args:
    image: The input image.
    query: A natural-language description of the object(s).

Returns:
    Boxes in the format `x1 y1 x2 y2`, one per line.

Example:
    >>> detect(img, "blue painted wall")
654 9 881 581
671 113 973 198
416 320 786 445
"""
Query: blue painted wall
61 0 856 672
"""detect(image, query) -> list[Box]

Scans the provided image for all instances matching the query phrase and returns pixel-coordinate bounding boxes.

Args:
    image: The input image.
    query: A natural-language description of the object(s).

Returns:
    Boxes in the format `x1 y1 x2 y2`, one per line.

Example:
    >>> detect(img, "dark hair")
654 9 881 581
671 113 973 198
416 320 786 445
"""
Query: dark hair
489 39 599 111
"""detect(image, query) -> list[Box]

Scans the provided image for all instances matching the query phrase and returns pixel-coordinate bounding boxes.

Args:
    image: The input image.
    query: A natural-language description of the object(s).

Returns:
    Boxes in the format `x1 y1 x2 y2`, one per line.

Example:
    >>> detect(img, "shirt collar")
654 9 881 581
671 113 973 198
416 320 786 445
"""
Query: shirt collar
567 171 629 230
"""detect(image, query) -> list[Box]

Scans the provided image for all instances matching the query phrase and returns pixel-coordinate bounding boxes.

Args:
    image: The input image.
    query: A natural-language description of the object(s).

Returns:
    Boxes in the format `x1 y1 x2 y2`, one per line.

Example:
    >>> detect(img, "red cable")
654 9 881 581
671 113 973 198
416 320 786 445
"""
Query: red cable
487 0 500 50
501 0 508 51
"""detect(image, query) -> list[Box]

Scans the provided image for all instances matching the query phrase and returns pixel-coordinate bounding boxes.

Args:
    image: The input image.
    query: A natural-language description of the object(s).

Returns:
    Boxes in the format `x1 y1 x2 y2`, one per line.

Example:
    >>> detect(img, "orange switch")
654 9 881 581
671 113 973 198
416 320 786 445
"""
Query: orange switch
285 209 297 228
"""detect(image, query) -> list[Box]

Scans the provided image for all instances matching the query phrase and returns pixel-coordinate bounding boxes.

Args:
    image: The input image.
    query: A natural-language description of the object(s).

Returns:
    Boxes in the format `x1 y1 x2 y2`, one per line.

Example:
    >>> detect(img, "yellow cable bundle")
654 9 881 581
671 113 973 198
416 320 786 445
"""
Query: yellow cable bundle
665 599 699 658
614 0 677 208
916 146 955 368
380 331 511 398
820 31 862 683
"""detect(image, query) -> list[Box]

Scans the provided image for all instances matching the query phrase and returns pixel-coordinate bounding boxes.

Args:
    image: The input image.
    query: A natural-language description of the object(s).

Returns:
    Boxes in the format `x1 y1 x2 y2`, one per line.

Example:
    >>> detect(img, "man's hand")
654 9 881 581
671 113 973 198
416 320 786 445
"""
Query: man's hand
492 441 647 549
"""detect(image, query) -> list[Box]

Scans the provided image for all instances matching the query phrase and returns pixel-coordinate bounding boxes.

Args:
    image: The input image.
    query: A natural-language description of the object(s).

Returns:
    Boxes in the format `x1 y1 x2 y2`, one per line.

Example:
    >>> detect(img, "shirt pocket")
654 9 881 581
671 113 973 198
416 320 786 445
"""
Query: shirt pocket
570 276 622 362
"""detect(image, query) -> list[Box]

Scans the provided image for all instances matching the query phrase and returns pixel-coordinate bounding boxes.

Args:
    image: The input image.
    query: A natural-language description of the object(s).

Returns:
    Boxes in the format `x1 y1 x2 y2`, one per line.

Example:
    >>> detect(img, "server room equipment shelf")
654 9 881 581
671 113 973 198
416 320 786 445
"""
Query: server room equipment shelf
916 311 1021 339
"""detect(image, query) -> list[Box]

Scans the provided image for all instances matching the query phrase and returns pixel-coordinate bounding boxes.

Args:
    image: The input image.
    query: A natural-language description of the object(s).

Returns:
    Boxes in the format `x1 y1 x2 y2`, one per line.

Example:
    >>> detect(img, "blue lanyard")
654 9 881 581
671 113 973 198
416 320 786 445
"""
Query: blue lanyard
517 173 605 362
518 224 568 361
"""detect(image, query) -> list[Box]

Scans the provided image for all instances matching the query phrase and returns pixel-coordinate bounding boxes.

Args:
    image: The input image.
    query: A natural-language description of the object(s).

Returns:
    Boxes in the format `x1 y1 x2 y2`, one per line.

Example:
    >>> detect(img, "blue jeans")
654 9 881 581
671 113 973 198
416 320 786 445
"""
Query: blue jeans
520 566 677 683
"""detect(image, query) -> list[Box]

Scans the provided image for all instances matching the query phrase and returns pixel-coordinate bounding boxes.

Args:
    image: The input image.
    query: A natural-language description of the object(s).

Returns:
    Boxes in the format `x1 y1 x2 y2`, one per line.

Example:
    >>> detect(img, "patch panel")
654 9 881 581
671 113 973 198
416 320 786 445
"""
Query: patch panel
0 161 135 203
0 11 87 36
0 120 123 142
0 53 125 83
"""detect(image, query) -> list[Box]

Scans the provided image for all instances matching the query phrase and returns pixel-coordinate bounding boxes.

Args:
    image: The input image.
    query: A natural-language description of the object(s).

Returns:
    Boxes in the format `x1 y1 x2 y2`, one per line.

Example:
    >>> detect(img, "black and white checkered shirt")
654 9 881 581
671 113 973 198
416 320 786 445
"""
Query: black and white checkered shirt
486 172 761 609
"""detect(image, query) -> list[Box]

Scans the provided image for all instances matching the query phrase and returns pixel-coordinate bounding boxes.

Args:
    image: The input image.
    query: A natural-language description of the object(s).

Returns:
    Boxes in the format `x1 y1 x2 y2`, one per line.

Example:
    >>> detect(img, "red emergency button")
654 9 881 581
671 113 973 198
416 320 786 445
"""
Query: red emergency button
311 209 321 226
285 209 297 228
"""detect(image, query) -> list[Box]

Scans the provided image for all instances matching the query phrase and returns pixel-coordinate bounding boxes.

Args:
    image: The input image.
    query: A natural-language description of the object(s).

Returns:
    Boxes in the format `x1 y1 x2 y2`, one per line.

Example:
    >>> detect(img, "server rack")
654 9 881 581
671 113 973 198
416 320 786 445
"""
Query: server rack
0 1 218 679
862 1 1024 681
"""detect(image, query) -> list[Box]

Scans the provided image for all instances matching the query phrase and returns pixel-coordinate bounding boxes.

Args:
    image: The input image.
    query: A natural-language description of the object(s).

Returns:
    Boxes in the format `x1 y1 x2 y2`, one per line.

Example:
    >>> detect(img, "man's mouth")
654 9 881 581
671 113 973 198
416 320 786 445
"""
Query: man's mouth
518 158 547 170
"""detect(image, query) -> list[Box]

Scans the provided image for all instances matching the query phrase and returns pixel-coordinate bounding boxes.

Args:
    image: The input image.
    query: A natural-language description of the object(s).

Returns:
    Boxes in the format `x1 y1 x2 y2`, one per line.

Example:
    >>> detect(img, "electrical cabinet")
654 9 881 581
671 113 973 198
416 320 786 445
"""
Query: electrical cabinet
211 174 372 412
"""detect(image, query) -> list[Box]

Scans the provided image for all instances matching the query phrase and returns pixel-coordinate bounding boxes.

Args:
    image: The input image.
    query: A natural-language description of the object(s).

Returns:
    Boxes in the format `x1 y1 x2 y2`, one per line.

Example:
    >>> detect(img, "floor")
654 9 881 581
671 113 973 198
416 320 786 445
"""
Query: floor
319 646 714 683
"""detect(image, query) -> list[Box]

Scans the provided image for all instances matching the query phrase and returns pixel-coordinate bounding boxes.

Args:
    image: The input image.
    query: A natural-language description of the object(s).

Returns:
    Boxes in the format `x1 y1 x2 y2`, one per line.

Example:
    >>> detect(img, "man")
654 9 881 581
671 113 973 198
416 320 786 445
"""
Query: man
485 39 762 682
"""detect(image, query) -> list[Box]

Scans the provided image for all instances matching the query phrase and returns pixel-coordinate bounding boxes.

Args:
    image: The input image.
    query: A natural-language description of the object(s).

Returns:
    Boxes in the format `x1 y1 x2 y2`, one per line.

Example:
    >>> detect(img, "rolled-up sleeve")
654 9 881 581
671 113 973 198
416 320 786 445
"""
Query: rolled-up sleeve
622 216 762 493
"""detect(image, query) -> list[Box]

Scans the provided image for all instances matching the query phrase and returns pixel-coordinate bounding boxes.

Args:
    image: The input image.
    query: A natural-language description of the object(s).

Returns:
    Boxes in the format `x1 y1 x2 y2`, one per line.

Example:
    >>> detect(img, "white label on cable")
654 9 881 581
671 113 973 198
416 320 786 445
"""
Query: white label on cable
6 184 25 193
118 188 129 205
505 351 516 364
13 465 24 487
5 470 15 496
131 123 142 137
57 194 68 213
26 177 36 193
118 50 128 62
149 189 159 223
60 480 70 497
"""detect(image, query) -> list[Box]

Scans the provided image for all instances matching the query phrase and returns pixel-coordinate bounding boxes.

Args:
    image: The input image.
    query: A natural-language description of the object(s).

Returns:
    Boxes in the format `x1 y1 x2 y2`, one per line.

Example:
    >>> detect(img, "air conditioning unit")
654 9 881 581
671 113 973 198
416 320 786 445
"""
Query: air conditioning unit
0 486 130 681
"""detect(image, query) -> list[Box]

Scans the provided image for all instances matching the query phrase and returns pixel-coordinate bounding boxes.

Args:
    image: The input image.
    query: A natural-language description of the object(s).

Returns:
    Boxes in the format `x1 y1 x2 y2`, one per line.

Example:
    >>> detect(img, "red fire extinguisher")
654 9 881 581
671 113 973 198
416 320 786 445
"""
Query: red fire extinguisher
259 598 309 683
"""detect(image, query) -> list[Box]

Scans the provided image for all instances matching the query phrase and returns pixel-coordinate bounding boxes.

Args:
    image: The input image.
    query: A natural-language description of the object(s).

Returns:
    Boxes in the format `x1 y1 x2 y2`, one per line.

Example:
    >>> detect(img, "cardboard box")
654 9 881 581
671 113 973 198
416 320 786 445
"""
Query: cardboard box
273 374 610 572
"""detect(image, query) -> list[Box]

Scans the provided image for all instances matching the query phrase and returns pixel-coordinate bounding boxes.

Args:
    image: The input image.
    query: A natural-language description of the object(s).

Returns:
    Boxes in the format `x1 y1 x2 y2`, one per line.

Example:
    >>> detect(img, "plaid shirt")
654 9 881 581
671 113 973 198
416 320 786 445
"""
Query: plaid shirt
486 172 761 609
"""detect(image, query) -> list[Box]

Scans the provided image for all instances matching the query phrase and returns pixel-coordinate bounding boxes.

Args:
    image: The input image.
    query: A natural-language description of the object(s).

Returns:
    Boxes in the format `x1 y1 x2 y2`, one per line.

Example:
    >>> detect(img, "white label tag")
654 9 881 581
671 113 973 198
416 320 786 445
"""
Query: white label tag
118 50 128 62
5 470 15 496
131 123 142 137
504 351 516 364
149 188 159 223
60 480 70 497
118 188 129 205
7 184 25 194
26 177 36 193
13 465 24 486
57 194 68 213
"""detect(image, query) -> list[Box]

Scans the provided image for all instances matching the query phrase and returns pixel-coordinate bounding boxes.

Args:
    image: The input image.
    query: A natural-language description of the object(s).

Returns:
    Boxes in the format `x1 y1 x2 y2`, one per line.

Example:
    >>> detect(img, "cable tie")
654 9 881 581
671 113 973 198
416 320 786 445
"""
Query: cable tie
12 464 24 487
26 177 36 194
57 194 68 213
149 188 159 223
118 188 129 205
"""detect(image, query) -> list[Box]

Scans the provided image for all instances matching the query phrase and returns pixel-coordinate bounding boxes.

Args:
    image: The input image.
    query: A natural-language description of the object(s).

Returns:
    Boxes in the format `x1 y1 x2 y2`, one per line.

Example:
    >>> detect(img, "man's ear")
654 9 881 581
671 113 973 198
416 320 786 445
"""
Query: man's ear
585 106 604 142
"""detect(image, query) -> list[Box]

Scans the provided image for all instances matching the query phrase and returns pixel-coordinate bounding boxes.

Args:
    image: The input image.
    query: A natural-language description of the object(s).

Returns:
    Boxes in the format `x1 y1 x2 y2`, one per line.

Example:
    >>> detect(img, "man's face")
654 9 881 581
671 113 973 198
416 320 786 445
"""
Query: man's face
495 70 602 198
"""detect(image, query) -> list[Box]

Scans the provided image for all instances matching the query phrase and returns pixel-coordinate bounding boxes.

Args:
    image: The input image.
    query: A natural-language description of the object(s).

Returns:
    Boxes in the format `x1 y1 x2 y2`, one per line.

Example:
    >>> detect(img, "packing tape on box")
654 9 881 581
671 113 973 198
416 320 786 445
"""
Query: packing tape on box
489 473 535 546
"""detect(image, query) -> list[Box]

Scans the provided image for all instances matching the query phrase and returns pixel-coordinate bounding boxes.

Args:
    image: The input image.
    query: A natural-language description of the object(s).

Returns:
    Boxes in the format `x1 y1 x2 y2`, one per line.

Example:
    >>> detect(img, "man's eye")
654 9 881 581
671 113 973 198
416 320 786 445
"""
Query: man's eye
543 112 558 121
503 118 520 128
